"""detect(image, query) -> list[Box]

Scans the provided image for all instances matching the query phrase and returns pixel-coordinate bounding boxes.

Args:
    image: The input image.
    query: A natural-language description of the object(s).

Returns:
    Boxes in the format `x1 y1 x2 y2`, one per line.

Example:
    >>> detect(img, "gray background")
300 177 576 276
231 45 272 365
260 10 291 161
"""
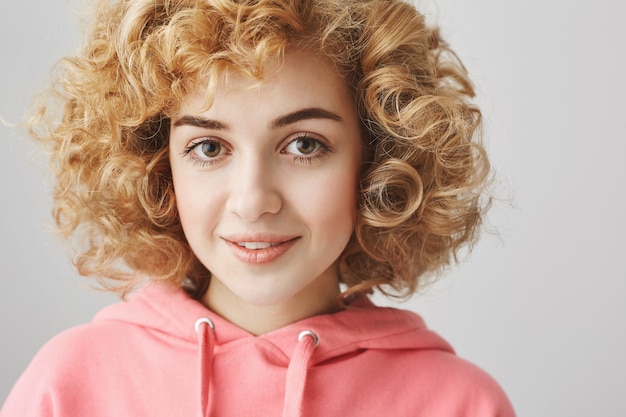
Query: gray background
2 0 625 415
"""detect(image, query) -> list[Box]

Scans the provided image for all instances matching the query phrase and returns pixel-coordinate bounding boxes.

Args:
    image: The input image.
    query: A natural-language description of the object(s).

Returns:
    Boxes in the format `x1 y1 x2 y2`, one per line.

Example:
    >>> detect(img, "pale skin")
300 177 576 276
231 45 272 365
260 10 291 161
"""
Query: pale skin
169 51 363 335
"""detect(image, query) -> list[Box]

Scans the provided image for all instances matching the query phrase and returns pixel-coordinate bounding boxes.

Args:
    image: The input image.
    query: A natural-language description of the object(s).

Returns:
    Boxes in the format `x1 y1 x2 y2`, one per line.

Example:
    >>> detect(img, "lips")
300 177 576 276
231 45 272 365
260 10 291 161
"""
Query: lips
223 235 300 264
236 241 282 250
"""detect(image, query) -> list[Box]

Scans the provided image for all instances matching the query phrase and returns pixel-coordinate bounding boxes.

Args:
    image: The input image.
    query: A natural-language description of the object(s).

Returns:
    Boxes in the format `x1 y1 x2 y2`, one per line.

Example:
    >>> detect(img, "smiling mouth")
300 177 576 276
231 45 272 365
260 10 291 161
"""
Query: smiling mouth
236 241 282 250
225 237 299 264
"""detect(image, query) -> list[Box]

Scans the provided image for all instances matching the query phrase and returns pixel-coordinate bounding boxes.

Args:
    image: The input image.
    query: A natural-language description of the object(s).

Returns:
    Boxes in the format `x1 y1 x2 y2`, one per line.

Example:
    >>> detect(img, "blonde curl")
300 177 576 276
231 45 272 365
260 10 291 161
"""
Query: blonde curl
28 0 490 299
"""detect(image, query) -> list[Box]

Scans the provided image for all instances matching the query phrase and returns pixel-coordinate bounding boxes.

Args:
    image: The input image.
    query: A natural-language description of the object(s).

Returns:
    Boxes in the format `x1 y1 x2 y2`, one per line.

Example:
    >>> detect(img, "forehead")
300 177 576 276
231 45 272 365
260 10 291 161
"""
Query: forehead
175 50 353 117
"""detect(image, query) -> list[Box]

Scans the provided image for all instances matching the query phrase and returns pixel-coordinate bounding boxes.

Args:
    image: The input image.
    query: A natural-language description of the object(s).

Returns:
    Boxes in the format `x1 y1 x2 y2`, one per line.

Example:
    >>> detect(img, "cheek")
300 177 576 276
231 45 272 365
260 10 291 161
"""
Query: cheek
171 172 217 234
294 168 359 233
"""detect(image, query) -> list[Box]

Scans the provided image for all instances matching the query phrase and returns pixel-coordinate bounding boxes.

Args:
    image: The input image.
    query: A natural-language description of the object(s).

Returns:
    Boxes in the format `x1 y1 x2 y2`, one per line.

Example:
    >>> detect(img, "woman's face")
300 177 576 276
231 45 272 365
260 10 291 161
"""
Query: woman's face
169 51 362 326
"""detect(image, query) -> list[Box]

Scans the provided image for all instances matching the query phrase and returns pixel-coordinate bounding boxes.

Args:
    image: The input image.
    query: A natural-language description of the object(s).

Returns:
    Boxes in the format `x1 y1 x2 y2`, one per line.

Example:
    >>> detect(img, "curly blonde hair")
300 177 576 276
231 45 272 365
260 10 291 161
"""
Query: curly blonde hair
29 0 489 299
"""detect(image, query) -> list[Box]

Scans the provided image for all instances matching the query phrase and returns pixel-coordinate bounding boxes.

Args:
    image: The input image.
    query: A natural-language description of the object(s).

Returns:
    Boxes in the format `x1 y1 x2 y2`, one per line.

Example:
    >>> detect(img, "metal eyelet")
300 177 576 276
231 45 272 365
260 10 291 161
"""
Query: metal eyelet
194 317 215 333
298 330 320 347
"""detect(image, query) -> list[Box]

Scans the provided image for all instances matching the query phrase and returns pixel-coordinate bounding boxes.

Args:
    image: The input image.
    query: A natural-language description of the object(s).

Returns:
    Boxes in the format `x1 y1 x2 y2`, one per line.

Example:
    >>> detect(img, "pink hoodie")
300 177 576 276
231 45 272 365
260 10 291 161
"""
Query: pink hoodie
1 283 515 416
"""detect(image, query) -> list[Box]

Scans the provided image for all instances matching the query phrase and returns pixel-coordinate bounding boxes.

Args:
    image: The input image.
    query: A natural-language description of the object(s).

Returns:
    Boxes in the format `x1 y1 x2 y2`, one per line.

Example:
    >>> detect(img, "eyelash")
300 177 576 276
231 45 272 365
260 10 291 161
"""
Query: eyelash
181 133 332 167
284 133 332 165
180 138 228 167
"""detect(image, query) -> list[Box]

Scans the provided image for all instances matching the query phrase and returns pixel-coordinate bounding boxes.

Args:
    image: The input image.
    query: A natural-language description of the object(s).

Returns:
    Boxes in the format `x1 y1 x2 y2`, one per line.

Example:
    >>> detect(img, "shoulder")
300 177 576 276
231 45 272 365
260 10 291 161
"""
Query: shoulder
8 321 126 386
372 348 516 416
1 320 140 416
322 299 515 415
0 324 101 416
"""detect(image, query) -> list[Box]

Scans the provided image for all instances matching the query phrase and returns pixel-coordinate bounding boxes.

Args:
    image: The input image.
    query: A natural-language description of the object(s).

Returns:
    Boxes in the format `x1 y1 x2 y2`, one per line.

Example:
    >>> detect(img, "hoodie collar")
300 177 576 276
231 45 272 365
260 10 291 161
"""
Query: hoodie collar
94 281 454 363
94 282 454 417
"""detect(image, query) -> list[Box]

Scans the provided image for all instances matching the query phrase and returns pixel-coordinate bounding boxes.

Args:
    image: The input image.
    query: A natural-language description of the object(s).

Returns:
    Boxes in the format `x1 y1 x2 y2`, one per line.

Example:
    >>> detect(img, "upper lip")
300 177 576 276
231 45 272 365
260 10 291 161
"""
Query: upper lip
221 233 300 244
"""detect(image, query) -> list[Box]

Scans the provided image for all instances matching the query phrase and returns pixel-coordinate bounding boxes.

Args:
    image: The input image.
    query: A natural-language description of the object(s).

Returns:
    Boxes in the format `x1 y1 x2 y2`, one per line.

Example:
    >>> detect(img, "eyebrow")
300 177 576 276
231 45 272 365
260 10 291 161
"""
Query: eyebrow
270 107 343 129
172 107 343 131
172 116 227 130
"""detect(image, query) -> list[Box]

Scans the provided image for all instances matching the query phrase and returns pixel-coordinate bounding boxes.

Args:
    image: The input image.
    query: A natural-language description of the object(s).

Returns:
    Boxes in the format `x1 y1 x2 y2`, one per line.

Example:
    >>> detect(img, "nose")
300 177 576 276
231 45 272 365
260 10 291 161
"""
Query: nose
226 155 282 221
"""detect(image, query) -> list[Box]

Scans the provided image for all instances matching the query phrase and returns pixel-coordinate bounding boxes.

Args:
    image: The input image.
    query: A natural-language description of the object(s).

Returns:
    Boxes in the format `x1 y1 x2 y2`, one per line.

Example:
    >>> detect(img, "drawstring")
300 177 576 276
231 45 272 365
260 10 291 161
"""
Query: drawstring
282 330 319 417
194 321 317 417
195 318 215 417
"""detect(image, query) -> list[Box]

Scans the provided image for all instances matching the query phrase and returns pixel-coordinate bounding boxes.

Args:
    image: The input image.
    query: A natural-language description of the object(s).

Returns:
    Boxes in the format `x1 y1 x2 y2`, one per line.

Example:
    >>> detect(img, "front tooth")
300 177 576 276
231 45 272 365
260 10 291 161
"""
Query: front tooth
241 242 272 250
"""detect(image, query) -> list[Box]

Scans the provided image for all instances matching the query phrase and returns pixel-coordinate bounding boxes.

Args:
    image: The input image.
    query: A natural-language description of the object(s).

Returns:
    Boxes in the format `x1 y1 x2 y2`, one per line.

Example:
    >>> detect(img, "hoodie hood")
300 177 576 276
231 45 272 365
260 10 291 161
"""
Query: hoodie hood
3 281 516 417
94 282 453 417
94 282 454 364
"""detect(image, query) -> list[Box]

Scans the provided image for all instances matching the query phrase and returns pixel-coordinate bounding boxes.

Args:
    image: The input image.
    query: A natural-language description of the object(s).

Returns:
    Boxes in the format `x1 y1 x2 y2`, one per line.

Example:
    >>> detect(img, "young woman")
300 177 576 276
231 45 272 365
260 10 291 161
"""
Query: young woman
1 0 515 415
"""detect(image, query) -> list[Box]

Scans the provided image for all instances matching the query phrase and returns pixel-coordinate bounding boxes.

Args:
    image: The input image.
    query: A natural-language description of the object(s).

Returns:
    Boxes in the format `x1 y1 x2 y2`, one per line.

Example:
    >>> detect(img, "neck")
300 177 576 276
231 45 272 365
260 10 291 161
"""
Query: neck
201 273 343 336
